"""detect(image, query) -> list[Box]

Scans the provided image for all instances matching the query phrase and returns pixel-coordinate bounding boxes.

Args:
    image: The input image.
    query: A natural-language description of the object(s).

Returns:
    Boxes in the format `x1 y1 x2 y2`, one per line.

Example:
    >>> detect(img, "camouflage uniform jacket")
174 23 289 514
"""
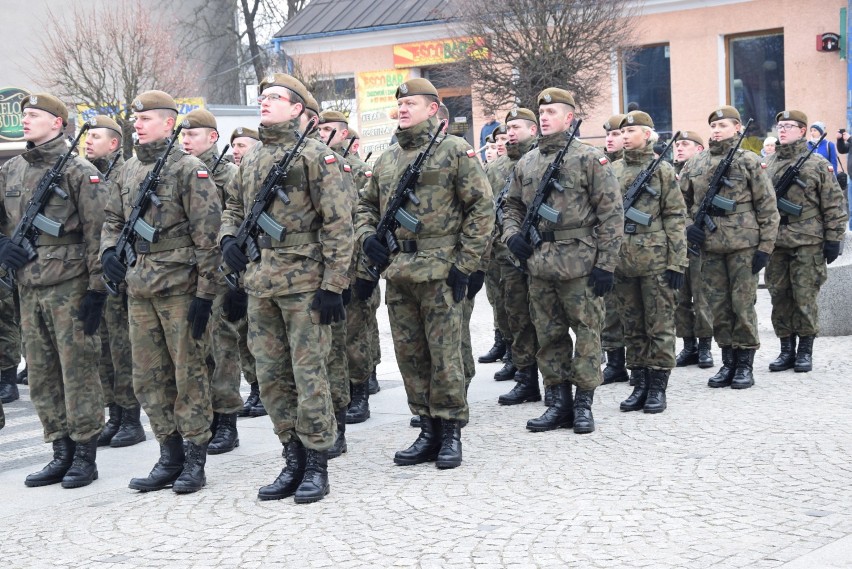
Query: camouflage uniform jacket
90 151 125 180
766 138 848 248
327 141 364 282
502 130 623 281
355 115 494 282
612 144 687 277
198 145 237 206
101 138 222 300
220 118 353 297
680 138 779 255
489 139 537 264
331 142 373 192
0 135 106 291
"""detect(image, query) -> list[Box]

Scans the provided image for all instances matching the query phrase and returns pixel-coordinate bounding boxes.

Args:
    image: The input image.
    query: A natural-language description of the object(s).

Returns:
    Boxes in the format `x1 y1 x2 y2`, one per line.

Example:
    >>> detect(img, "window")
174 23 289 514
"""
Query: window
727 31 784 137
621 44 672 134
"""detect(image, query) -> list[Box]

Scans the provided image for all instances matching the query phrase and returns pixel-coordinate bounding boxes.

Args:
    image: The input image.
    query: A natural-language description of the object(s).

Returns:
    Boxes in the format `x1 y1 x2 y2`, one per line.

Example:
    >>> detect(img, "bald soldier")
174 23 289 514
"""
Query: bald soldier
230 127 260 166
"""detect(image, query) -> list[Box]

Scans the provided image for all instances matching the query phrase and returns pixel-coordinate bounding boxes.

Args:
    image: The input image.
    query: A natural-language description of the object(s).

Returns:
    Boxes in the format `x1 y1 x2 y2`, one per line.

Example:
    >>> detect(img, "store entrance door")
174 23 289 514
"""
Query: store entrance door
440 91 473 146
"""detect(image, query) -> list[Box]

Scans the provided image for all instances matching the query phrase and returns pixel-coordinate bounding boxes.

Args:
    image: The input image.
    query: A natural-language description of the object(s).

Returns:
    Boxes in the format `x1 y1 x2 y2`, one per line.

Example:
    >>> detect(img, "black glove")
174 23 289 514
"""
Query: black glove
507 235 534 261
187 297 213 339
751 251 770 274
824 240 841 264
0 235 28 271
341 287 352 306
665 269 684 290
77 290 108 336
353 277 378 301
446 265 469 303
686 225 705 247
221 236 248 274
363 235 390 267
588 267 614 297
312 289 345 325
467 270 485 300
223 288 248 322
101 248 127 284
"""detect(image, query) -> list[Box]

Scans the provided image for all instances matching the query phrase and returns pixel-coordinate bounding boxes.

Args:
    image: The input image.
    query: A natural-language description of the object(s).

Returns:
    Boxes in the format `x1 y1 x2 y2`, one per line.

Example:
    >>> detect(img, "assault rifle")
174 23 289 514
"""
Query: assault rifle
363 119 446 280
103 121 187 295
342 136 356 158
622 131 680 232
687 118 753 256
0 124 91 289
324 128 337 147
219 117 318 291
103 151 122 181
365 151 373 162
775 131 826 217
211 144 230 175
495 143 538 227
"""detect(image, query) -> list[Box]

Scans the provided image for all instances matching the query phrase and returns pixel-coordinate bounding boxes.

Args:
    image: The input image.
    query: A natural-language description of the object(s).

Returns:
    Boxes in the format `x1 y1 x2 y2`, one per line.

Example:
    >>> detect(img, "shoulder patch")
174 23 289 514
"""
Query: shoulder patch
829 165 835 172
466 148 476 158
599 157 608 165
89 175 100 184
343 163 351 173
196 170 209 179
364 170 373 178
760 162 767 169
324 154 337 164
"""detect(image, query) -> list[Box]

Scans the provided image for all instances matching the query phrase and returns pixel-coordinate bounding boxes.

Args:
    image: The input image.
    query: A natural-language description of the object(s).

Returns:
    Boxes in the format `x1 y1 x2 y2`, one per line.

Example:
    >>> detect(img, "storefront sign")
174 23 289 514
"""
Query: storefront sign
393 37 488 68
0 87 30 142
355 69 414 159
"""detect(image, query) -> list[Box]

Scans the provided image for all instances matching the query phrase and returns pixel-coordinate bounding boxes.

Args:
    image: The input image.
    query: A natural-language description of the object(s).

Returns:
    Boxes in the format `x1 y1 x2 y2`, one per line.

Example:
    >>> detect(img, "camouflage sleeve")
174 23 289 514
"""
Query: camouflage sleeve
181 161 224 299
587 152 624 272
99 166 126 256
817 160 849 242
219 166 244 243
69 159 108 291
501 155 527 241
747 155 780 254
679 159 695 213
453 147 495 275
354 158 383 246
308 153 354 294
657 163 688 272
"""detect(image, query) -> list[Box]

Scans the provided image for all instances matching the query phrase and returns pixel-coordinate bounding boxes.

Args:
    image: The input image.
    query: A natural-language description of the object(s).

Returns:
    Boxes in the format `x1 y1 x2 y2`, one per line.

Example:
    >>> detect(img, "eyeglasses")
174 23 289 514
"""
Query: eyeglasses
776 123 802 132
257 93 290 104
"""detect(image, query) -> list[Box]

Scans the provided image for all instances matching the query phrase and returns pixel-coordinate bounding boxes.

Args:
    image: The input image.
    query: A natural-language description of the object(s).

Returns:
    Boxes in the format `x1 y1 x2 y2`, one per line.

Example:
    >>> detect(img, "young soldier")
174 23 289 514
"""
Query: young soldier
356 78 493 469
220 74 352 503
0 93 107 488
230 127 260 166
681 106 779 389
101 90 222 493
503 88 623 434
612 112 687 414
765 110 847 372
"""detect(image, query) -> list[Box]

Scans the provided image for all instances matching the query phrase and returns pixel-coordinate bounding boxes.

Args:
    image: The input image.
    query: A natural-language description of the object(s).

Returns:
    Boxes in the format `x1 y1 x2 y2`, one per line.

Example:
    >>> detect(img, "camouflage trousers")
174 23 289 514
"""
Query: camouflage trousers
207 292 245 414
701 248 760 349
128 293 212 446
345 284 380 386
485 257 510 337
614 272 677 370
766 244 827 338
386 280 468 422
601 293 624 350
20 277 103 443
328 318 350 411
500 261 538 369
0 400 4 429
0 285 20 371
528 276 604 390
675 255 713 338
462 296 475 386
99 292 136 409
247 292 334 451
236 317 257 386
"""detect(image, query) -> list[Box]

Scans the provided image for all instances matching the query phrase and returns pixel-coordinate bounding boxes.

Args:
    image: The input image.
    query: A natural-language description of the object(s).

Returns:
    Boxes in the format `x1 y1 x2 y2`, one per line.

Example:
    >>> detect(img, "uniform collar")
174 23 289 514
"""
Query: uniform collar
258 118 300 146
506 137 536 160
197 145 220 169
708 136 736 156
538 130 575 156
622 143 654 165
778 138 807 160
134 138 170 164
21 135 68 165
396 116 439 150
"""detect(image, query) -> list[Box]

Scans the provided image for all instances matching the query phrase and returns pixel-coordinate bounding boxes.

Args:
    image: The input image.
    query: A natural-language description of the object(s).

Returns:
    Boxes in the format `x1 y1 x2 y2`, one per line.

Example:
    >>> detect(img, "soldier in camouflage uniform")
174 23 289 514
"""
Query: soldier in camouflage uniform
181 109 248 455
101 90 222 494
0 93 107 488
611 112 687 414
681 106 779 389
503 88 623 435
220 74 352 503
765 110 848 373
356 78 494 469
230 126 260 166
0 283 19 407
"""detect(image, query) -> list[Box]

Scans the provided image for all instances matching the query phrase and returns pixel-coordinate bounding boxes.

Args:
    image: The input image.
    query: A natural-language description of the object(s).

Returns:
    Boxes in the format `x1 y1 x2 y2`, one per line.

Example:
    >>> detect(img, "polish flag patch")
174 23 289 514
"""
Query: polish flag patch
829 165 835 172
196 170 209 178
598 157 608 165
343 164 352 172
466 148 476 158
324 154 337 164
760 162 767 169
89 175 100 183
364 170 373 178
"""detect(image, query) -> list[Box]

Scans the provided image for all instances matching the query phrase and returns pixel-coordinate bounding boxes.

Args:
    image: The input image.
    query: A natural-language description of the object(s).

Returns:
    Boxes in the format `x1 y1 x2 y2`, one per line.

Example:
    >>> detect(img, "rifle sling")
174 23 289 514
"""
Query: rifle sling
257 231 320 249
135 234 193 254
398 235 459 253
540 226 596 242
36 233 84 246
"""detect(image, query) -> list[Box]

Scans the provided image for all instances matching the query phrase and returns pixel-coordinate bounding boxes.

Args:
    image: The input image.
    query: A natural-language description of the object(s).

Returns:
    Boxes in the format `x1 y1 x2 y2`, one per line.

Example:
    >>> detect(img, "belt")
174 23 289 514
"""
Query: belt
135 234 193 254
35 233 84 246
540 226 596 242
257 231 320 249
624 218 663 235
780 206 822 226
710 202 754 217
398 235 459 253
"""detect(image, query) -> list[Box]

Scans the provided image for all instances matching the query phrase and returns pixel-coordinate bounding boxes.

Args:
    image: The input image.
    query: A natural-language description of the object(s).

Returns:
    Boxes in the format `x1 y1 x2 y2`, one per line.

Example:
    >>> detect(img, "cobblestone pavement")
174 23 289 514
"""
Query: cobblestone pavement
1 287 851 569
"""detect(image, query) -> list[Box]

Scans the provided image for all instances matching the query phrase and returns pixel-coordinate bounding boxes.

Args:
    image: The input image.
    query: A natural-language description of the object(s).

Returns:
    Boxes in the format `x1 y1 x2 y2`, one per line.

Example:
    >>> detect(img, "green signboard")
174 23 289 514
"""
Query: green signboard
0 87 31 142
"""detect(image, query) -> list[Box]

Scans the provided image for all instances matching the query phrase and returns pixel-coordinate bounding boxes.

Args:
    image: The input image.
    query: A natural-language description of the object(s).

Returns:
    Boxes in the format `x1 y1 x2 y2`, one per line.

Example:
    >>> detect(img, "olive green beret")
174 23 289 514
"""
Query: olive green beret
485 132 496 144
395 78 439 99
319 110 348 125
620 111 654 129
678 130 705 147
88 114 122 137
304 93 320 117
22 93 68 126
493 124 508 137
132 90 177 113
349 128 360 139
603 114 626 132
259 73 311 106
775 110 808 127
230 127 259 143
183 109 218 131
708 105 741 124
506 108 537 124
537 88 575 109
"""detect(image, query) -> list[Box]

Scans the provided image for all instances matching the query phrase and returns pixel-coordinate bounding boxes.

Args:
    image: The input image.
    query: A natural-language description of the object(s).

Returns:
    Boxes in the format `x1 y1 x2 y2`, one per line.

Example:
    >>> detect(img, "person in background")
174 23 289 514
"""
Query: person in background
762 136 777 157
834 128 852 229
479 110 500 161
808 122 838 173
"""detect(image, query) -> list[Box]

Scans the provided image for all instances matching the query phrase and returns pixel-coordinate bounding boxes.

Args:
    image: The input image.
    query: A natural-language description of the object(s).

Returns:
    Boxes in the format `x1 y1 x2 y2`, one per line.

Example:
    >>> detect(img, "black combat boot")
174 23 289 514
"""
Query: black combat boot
16 365 28 385
573 389 596 434
731 348 755 389
409 415 421 428
619 368 649 412
25 437 75 487
250 398 267 417
61 437 98 488
110 406 146 448
294 449 330 503
258 441 306 501
435 419 462 469
526 383 573 432
345 381 370 424
643 370 669 414
498 366 541 405
544 384 555 407
368 369 380 394
239 382 260 417
602 348 629 384
128 433 185 491
328 408 347 459
394 416 441 465
172 440 208 493
708 346 736 388
675 337 699 367
494 343 516 381
97 403 122 446
628 367 645 386
697 337 714 368
0 366 19 404
208 412 239 455
768 336 796 372
794 336 814 373
478 330 506 363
